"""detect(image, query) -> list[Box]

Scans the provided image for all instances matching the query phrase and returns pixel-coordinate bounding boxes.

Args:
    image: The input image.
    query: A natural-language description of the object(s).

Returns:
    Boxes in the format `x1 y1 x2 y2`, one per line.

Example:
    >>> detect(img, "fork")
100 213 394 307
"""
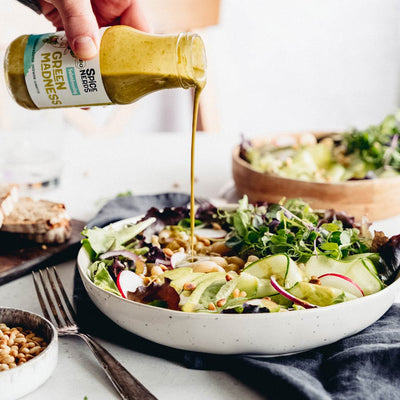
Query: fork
32 267 157 400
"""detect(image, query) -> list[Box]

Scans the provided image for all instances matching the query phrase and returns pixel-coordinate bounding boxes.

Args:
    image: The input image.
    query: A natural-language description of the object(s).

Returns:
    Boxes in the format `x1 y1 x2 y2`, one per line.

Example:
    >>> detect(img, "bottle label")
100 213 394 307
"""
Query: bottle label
23 30 112 108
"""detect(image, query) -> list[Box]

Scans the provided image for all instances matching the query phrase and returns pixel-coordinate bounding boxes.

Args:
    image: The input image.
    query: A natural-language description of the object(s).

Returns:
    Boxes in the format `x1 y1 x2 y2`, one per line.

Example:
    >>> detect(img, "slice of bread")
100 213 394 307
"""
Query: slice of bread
0 184 19 226
23 221 72 244
1 197 70 236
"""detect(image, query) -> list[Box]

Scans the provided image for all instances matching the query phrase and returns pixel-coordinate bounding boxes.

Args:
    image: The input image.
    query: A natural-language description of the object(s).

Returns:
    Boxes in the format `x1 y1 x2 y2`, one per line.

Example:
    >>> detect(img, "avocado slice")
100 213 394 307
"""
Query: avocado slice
215 272 258 303
289 281 357 306
163 267 193 281
181 272 226 312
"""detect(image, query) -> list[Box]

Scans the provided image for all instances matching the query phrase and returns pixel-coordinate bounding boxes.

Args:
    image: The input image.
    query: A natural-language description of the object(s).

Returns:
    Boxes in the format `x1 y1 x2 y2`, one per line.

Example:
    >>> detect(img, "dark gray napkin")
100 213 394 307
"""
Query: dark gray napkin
73 193 400 400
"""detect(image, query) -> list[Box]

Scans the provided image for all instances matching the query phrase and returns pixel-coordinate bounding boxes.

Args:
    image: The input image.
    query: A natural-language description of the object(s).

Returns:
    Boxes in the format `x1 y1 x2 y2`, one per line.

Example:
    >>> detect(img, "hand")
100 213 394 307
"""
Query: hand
38 0 149 60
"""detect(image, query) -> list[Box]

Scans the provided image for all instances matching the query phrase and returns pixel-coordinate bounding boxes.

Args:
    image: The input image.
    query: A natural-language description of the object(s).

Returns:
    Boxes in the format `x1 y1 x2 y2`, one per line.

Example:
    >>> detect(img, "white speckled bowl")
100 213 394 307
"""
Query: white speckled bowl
0 308 58 400
77 217 400 355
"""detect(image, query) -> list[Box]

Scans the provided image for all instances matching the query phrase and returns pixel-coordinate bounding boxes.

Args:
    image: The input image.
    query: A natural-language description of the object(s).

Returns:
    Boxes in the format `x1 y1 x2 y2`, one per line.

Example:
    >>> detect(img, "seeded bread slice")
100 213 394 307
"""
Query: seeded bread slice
0 184 19 227
1 197 70 234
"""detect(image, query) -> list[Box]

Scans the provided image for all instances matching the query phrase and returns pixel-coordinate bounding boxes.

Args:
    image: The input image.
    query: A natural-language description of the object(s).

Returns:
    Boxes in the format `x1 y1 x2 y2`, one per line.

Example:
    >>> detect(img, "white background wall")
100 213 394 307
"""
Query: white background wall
215 0 400 135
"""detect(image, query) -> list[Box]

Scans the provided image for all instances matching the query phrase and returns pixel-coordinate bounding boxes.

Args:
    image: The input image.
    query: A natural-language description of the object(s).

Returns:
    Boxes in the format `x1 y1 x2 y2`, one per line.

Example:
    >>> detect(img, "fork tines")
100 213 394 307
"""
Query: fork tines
32 267 77 332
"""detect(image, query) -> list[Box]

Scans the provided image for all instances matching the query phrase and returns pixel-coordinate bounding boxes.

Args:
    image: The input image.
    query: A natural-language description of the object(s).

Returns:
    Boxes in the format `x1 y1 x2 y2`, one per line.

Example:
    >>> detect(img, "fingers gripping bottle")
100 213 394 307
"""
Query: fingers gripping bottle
4 25 206 110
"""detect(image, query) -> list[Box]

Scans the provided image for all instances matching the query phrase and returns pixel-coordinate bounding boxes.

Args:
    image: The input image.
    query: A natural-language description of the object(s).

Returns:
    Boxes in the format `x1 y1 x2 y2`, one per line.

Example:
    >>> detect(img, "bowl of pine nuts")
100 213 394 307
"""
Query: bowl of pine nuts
0 307 58 400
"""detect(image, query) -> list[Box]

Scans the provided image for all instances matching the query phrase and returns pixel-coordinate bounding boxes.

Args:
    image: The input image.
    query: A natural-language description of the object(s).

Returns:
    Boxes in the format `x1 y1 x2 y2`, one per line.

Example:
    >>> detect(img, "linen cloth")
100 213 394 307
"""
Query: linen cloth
73 193 400 400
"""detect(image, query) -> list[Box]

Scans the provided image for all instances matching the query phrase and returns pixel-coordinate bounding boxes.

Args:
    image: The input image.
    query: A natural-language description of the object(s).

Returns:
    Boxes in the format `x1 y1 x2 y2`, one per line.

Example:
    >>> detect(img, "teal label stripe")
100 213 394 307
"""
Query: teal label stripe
24 33 51 76
66 67 80 95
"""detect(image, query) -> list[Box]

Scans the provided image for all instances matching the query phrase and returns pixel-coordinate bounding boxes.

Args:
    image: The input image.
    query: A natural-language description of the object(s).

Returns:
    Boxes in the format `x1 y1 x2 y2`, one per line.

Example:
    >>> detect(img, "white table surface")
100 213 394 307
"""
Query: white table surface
1 129 400 400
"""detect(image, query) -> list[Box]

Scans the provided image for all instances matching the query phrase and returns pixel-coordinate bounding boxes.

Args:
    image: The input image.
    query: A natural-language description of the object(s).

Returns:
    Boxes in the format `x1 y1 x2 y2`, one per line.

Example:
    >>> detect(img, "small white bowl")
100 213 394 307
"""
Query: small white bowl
0 308 58 400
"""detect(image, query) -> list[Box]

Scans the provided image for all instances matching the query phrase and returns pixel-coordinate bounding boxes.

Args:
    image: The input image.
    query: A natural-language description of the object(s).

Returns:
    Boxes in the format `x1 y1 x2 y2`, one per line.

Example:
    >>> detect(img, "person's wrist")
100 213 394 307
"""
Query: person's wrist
16 0 42 14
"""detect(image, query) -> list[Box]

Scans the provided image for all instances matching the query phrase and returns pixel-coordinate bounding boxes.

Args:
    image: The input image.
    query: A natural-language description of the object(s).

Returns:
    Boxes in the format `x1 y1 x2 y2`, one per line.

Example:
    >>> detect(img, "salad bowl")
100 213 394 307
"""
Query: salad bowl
77 215 400 356
232 130 400 221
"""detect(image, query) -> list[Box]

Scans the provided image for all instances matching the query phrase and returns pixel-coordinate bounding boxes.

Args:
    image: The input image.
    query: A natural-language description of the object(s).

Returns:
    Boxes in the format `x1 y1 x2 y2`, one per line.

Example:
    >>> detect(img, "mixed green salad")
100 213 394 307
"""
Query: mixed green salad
241 113 400 182
82 197 400 314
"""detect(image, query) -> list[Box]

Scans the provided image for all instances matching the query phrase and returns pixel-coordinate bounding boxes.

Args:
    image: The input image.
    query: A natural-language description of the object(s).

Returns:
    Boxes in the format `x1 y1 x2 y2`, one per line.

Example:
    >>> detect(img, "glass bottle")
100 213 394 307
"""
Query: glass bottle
4 25 206 110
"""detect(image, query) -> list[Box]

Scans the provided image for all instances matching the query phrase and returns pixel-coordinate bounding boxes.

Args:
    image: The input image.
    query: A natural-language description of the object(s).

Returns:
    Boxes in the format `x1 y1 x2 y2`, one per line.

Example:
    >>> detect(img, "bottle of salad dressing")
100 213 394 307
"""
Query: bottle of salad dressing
4 25 206 251
4 25 206 109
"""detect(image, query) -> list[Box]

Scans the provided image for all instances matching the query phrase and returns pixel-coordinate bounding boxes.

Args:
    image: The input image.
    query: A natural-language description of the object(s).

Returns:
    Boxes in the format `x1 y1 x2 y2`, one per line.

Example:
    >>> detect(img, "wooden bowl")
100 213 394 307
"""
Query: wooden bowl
232 133 400 221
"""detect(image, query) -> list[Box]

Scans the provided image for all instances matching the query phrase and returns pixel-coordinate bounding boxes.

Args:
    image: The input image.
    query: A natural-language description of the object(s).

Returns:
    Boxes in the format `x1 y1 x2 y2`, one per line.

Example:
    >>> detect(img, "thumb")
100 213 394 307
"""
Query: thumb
51 0 100 60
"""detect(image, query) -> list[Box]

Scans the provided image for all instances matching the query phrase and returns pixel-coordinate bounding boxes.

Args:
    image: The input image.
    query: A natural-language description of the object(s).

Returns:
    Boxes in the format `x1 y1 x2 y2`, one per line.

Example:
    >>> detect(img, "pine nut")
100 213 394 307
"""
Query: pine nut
212 222 222 230
1 355 14 364
232 288 240 298
309 275 321 285
183 282 196 291
208 303 216 311
196 236 211 246
239 291 247 298
216 298 226 307
151 265 164 276
163 248 174 257
0 323 47 371
14 337 26 345
0 349 9 357
29 346 42 355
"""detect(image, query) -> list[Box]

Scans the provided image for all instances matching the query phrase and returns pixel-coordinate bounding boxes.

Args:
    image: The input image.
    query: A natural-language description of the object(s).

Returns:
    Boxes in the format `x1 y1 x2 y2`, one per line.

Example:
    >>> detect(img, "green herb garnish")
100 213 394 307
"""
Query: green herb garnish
218 196 370 263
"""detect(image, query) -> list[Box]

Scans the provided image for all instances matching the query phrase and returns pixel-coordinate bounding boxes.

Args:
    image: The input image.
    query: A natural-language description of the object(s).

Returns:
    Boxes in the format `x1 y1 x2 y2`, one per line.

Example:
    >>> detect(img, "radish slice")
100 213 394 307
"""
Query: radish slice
117 270 144 298
270 275 318 309
100 250 139 263
195 228 227 239
318 273 364 297
170 252 188 268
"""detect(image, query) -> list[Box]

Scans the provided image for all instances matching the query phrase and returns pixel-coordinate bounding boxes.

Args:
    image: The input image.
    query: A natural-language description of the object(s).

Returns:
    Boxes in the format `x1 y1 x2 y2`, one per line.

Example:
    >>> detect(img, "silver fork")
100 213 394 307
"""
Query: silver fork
32 267 157 400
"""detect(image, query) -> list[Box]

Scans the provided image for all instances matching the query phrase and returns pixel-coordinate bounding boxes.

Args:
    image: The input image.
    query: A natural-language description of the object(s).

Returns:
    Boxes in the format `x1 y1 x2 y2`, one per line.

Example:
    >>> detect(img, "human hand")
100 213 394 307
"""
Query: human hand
38 0 149 60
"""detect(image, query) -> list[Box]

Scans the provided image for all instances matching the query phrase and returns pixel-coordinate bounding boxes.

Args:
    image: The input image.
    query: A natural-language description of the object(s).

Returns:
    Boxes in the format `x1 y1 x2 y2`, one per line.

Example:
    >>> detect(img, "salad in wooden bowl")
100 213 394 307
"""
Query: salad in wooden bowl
232 113 400 220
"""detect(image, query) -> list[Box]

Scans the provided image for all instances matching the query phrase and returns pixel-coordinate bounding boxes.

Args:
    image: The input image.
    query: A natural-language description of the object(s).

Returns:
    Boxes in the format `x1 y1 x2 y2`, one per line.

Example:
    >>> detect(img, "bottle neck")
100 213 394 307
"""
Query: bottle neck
176 33 207 90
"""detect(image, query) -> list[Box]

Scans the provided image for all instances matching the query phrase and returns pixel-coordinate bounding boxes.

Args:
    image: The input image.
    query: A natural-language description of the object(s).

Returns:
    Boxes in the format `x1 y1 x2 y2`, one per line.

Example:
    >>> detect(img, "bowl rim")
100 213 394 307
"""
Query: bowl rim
232 132 400 187
77 215 400 319
0 307 58 376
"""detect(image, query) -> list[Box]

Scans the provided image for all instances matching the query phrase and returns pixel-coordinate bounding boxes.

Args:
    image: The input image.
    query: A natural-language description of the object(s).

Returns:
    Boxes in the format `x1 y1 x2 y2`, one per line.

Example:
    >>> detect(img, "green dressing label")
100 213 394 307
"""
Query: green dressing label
24 31 111 108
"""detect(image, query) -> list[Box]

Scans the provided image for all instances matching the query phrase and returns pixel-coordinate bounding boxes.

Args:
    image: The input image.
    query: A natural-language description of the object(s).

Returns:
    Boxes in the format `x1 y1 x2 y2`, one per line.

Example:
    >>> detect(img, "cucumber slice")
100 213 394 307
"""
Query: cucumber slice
305 255 383 296
346 260 384 295
236 272 259 297
244 254 305 289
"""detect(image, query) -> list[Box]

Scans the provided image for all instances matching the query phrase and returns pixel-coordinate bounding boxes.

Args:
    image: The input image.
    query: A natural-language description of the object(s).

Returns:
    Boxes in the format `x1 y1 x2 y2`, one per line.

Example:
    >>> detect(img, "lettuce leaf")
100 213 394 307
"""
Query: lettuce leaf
89 261 121 296
82 218 156 260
